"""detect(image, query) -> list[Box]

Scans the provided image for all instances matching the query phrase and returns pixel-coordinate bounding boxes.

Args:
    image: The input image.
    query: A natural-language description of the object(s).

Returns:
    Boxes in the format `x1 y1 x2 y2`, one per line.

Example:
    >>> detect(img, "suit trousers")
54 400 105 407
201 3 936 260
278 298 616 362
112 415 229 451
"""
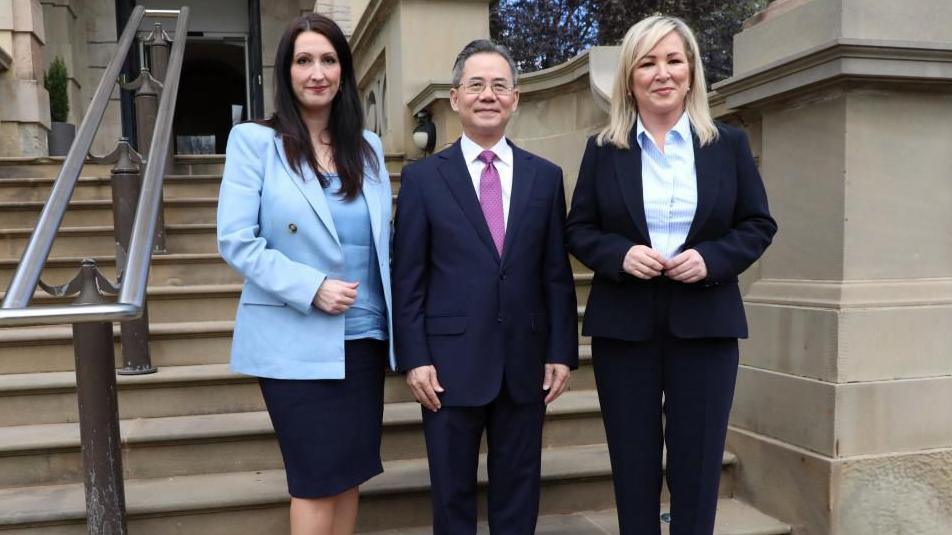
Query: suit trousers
422 385 546 535
592 279 739 535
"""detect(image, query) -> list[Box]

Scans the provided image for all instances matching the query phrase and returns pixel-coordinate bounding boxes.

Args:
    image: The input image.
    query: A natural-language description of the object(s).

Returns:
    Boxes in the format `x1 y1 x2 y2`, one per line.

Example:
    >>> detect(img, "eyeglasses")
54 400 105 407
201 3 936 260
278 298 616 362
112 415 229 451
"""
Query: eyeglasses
458 79 516 96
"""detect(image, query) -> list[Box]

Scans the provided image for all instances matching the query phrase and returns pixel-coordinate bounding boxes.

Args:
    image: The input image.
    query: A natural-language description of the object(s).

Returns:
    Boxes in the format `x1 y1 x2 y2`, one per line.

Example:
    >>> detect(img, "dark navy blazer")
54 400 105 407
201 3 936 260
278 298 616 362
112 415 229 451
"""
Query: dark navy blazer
392 139 578 407
566 122 777 341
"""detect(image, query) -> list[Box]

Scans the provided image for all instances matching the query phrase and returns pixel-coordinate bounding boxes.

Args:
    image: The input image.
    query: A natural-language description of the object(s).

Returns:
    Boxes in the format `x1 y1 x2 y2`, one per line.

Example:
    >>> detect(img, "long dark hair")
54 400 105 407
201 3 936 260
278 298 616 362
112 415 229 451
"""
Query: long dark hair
262 13 377 199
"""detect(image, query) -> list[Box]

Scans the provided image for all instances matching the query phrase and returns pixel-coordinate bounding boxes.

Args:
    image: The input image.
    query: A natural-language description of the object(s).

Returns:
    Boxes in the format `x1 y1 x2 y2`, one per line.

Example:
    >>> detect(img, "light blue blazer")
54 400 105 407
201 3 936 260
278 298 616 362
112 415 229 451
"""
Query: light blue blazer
217 122 395 379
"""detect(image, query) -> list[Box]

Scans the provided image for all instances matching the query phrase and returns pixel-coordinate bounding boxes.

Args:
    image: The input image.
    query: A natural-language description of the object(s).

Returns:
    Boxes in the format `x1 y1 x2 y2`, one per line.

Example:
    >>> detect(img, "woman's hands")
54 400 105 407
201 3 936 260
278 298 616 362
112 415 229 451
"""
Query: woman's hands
664 249 708 283
313 279 359 314
622 246 708 283
623 245 665 279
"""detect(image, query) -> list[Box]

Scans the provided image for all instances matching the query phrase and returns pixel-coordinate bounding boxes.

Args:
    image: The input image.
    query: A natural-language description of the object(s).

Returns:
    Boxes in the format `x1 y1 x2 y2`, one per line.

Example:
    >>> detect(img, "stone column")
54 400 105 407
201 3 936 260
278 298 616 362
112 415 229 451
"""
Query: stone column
348 0 490 156
0 0 49 157
714 1 952 533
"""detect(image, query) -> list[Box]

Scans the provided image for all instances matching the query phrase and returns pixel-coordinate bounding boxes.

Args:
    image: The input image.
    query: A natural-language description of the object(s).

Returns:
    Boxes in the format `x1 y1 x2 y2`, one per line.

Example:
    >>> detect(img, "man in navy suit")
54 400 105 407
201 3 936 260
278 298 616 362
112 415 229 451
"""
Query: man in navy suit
392 40 578 534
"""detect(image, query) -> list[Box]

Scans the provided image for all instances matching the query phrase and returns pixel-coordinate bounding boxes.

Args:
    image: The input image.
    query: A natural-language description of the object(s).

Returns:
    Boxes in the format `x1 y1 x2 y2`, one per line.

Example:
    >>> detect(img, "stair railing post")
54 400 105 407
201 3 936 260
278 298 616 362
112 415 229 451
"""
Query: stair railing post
144 22 172 253
109 139 156 375
125 65 167 254
70 259 128 534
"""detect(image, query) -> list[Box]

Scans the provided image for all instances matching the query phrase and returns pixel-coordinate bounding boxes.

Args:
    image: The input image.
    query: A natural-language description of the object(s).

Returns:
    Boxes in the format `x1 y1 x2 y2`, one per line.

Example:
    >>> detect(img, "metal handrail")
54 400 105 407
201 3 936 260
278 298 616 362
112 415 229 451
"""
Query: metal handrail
0 6 190 327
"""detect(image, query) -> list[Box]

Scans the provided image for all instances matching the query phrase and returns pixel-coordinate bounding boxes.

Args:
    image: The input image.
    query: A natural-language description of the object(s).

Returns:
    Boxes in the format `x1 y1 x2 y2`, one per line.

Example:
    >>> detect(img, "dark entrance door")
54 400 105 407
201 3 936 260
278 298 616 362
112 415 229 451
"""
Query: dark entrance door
136 0 262 154
174 38 248 154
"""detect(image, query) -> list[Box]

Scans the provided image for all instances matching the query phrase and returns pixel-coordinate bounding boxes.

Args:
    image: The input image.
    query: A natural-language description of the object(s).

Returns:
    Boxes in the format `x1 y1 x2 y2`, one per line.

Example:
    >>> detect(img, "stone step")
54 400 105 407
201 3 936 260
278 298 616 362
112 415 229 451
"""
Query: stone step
0 320 235 374
8 284 244 323
363 499 791 535
0 159 114 179
0 175 222 203
0 253 239 289
170 155 225 176
0 172 397 205
0 223 218 259
0 303 592 374
0 443 736 533
0 198 218 227
0 345 596 426
0 364 261 427
0 390 605 488
9 279 592 324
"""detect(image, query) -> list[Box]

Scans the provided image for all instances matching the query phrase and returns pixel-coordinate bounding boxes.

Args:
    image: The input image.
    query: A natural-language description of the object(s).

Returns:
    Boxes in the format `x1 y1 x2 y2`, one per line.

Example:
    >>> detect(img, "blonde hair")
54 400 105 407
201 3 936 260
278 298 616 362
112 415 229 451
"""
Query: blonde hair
597 15 719 149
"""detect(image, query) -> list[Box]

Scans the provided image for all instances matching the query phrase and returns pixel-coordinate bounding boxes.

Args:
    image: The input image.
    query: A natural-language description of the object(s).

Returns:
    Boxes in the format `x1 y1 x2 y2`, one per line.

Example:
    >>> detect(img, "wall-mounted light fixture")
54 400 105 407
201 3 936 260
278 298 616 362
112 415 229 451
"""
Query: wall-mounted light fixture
412 110 436 154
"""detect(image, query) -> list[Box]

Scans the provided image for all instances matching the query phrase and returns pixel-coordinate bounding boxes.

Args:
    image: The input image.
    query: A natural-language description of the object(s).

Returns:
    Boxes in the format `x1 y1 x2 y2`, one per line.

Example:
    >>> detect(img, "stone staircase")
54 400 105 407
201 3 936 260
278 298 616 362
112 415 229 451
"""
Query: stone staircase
0 156 790 534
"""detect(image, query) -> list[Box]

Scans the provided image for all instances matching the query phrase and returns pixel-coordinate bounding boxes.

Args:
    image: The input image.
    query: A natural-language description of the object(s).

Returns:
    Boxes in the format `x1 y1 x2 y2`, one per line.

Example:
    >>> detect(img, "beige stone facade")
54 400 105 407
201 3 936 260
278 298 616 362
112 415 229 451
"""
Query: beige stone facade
0 0 49 156
1 0 951 532
715 1 952 533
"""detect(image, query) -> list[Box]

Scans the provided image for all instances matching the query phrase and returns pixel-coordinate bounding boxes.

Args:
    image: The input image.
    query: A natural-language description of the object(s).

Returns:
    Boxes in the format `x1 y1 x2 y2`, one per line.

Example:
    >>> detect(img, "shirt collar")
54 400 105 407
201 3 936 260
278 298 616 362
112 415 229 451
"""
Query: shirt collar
461 133 513 167
635 112 693 150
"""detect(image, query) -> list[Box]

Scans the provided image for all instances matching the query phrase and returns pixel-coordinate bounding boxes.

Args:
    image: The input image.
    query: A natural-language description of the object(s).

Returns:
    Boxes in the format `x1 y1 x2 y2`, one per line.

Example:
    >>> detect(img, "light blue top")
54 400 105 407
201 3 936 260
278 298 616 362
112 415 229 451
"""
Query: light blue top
324 174 387 341
635 112 698 260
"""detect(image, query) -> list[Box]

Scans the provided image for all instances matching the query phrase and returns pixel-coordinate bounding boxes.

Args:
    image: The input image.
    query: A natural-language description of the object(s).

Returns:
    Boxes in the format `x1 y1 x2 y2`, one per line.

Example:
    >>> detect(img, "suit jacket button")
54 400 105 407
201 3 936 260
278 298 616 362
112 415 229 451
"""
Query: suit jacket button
288 223 298 233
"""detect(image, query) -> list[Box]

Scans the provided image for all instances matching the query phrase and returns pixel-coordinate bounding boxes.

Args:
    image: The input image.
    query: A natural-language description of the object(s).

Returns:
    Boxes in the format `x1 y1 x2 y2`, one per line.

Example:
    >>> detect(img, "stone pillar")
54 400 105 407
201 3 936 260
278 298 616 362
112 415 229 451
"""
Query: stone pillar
84 0 121 155
0 0 49 157
348 0 490 156
313 0 359 36
714 1 952 533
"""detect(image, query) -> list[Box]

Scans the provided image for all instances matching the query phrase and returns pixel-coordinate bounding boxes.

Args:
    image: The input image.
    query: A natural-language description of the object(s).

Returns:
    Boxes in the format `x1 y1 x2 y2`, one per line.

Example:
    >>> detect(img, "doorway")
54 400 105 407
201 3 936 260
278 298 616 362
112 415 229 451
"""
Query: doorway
173 37 249 154
135 0 261 154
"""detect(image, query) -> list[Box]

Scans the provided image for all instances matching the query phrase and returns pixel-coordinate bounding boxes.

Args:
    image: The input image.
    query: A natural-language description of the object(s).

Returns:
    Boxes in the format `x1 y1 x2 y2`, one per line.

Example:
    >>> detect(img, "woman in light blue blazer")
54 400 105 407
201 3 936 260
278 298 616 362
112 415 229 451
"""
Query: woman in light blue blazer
217 13 393 535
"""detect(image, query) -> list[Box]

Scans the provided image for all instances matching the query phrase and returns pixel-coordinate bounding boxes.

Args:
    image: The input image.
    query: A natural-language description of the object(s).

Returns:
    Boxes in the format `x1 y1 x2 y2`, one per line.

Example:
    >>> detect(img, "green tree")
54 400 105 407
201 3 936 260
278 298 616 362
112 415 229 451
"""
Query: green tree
490 0 768 83
594 0 768 83
44 56 70 123
490 0 600 72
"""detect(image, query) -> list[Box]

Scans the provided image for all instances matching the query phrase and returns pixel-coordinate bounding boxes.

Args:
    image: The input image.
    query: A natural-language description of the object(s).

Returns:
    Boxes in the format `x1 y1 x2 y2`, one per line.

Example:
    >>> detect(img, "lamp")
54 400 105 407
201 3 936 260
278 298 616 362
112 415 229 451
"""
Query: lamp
412 110 436 154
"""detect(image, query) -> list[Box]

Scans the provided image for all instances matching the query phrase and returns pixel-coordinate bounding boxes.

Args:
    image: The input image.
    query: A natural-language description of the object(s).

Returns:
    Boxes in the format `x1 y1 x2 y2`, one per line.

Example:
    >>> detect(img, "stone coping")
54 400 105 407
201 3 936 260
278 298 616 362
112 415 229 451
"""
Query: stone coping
746 277 952 308
408 46 621 117
714 38 952 110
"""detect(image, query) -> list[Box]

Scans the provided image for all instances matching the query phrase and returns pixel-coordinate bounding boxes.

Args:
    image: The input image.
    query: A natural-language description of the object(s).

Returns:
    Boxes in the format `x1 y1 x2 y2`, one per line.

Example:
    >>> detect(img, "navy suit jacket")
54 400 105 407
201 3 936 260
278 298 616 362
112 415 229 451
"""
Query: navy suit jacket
392 139 578 406
566 122 777 341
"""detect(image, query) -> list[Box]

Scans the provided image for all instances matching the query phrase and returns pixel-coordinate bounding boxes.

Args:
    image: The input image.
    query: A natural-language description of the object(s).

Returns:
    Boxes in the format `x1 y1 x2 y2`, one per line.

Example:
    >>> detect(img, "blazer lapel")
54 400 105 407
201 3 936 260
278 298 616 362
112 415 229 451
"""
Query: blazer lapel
437 141 501 263
501 143 536 268
615 131 650 244
273 135 341 249
685 130 719 244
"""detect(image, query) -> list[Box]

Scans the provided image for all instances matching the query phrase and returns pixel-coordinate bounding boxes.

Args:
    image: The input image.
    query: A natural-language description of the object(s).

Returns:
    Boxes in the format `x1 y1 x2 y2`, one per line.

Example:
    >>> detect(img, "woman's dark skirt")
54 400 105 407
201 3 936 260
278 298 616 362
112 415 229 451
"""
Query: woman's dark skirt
259 338 387 498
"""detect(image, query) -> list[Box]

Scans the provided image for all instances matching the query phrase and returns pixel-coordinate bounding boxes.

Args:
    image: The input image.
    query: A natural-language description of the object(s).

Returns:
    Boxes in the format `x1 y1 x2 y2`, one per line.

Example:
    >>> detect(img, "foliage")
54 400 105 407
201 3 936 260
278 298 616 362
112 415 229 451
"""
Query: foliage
490 0 769 83
44 56 70 123
593 0 769 83
490 0 600 72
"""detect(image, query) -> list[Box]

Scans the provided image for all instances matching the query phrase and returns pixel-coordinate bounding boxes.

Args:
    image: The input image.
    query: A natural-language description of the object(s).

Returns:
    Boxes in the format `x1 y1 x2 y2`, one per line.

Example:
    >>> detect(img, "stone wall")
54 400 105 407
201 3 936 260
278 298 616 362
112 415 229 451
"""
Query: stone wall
0 0 49 157
715 1 952 533
349 0 490 156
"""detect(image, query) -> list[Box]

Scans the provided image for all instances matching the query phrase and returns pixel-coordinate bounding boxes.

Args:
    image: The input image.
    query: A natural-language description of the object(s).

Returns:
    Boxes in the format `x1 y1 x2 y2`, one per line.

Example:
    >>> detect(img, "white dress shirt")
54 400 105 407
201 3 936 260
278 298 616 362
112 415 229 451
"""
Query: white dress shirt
636 112 698 260
460 134 514 229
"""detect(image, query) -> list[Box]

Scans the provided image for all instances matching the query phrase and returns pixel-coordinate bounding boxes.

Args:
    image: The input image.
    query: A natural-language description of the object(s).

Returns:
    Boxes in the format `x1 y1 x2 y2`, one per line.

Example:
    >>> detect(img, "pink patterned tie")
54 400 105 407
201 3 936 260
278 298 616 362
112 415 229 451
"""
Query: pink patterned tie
477 150 505 256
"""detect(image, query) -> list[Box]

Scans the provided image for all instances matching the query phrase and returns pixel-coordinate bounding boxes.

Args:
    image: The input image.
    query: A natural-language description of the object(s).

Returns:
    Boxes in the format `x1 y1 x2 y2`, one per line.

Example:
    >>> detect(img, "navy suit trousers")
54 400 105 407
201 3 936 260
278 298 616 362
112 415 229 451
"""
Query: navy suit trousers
592 279 739 535
422 386 545 535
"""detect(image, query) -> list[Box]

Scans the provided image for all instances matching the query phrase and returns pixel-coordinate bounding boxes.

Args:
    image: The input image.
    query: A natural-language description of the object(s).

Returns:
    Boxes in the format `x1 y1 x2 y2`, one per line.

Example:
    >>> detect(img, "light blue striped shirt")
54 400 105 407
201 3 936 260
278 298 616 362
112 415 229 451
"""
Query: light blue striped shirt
636 113 698 260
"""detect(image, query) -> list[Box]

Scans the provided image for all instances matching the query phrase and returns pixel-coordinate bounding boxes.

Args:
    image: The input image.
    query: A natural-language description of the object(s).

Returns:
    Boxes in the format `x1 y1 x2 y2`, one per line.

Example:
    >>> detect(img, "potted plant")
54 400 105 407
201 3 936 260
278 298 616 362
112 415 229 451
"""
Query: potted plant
44 55 75 156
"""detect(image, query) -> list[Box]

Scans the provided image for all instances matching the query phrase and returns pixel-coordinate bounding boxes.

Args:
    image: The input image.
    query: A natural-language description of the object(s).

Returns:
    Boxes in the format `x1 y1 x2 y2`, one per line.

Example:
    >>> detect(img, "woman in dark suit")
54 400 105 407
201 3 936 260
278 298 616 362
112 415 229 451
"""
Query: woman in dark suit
217 14 393 535
566 15 777 535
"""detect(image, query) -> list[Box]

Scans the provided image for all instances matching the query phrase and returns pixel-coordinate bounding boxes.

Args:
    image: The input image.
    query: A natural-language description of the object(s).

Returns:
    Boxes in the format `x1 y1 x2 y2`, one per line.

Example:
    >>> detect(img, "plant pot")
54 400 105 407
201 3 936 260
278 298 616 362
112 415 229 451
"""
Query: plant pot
48 122 76 156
